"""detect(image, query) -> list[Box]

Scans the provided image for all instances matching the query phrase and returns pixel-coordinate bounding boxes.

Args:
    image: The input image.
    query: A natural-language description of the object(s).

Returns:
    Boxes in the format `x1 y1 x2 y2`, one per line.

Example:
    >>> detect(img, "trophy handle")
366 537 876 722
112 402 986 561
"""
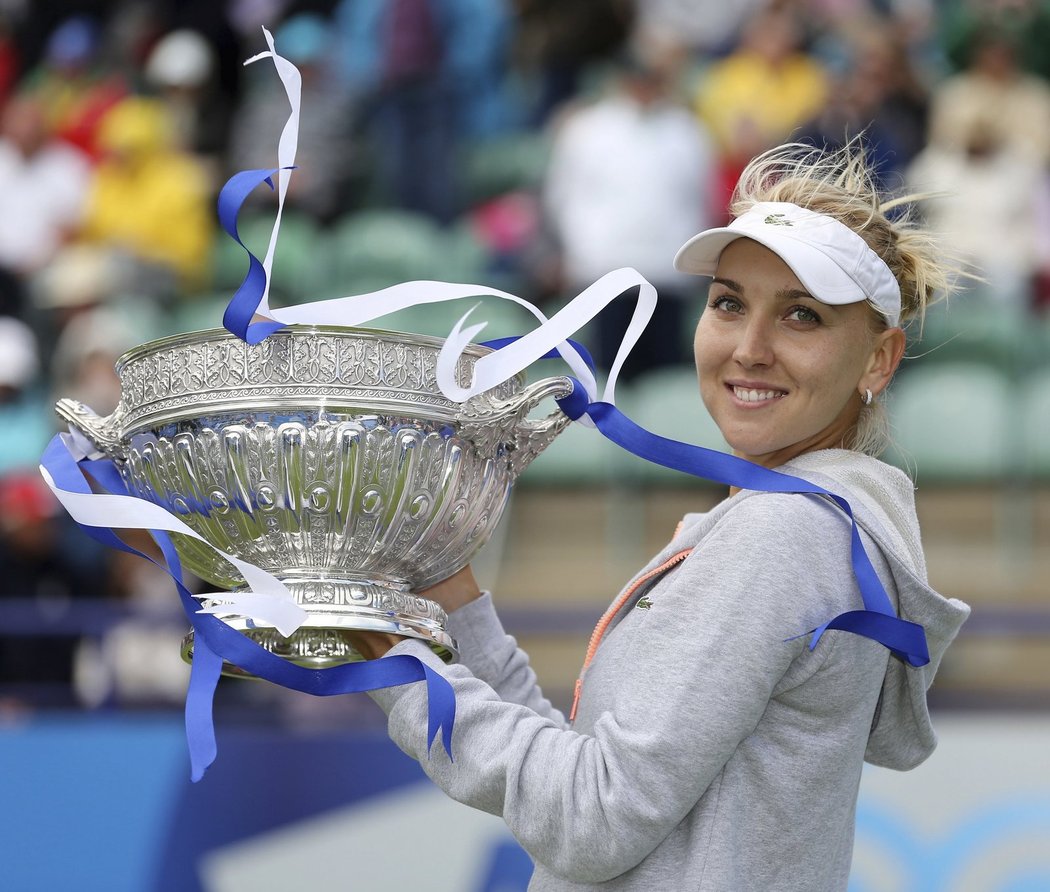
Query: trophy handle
498 375 576 475
506 374 575 434
457 374 575 475
55 398 123 460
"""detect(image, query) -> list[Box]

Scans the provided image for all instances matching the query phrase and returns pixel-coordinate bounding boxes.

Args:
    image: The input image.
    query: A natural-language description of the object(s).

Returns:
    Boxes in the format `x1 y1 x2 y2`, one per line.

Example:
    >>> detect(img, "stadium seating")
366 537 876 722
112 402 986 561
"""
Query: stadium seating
1021 365 1050 479
462 134 550 206
885 361 1015 483
325 210 449 296
911 296 1029 373
167 293 231 336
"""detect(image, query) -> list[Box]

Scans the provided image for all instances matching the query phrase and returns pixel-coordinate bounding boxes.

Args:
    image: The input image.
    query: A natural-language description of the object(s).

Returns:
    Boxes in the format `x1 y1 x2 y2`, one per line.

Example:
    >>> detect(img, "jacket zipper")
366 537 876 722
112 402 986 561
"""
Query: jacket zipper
569 547 694 722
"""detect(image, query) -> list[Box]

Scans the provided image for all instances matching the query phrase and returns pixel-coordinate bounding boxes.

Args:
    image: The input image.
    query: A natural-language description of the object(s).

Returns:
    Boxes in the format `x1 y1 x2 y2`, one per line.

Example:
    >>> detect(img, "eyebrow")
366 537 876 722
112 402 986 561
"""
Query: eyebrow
710 277 817 302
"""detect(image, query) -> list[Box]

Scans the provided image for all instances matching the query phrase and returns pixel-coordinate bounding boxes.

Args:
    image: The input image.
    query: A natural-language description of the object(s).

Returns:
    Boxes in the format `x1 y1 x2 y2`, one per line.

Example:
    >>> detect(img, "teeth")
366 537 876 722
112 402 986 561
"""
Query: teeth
733 387 784 403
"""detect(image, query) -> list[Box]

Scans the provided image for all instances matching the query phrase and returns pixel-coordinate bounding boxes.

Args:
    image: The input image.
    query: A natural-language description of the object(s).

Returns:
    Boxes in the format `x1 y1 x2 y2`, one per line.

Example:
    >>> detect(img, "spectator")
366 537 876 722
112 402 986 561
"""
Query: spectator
0 93 91 305
0 15 18 105
694 5 828 212
41 271 163 418
72 527 190 710
0 472 95 707
22 16 128 162
543 47 717 377
927 28 1050 165
940 0 1050 82
908 117 1050 312
33 243 119 316
909 24 1050 312
0 317 51 476
0 319 95 703
796 21 930 187
633 0 763 55
512 0 634 124
334 0 514 224
78 96 215 292
143 28 223 170
849 21 930 172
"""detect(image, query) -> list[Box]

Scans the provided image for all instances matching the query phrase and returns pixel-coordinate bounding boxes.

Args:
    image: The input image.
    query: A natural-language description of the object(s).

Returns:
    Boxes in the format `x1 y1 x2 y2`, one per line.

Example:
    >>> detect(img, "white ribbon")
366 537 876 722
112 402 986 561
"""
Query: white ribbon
244 27 301 317
43 433 307 637
435 270 657 406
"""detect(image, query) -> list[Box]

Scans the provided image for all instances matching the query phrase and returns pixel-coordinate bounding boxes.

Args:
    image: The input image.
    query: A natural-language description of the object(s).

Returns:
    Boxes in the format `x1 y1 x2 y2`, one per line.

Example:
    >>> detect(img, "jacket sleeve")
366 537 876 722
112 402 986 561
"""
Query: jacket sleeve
444 593 569 727
371 493 859 883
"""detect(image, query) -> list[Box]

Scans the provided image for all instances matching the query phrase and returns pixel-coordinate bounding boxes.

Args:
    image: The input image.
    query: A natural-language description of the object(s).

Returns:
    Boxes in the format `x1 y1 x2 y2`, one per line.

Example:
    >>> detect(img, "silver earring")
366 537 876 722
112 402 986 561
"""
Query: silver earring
863 388 873 406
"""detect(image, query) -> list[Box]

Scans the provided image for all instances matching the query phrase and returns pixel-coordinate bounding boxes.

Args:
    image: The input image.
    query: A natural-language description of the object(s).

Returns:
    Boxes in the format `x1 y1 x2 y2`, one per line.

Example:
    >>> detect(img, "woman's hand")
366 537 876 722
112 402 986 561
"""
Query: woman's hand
343 566 481 660
420 564 483 613
345 630 405 661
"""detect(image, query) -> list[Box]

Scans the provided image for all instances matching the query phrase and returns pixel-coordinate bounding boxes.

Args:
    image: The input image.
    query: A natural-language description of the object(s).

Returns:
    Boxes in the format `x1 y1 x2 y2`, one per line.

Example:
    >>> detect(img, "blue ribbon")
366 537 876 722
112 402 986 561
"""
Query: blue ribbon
480 337 597 371
216 167 290 344
42 435 456 781
554 380 929 667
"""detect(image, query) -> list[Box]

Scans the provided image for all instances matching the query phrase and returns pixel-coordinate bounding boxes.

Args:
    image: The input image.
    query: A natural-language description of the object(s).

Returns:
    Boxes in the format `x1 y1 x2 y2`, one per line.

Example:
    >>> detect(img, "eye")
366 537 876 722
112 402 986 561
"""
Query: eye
786 305 822 324
709 294 743 314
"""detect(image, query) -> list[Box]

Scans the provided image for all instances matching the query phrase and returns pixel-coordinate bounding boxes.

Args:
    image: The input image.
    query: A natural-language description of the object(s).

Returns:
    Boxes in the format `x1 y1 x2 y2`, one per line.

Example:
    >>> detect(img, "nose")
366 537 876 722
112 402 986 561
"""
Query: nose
732 316 775 368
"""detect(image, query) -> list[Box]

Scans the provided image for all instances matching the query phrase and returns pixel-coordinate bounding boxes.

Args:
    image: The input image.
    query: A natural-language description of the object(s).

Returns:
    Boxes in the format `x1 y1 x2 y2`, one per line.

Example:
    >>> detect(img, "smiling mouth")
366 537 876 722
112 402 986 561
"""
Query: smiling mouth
729 385 787 404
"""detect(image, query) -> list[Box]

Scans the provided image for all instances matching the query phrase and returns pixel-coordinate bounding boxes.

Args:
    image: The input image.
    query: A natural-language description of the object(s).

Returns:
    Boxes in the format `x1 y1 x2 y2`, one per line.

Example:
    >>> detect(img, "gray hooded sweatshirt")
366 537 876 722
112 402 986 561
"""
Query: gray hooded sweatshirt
370 449 970 890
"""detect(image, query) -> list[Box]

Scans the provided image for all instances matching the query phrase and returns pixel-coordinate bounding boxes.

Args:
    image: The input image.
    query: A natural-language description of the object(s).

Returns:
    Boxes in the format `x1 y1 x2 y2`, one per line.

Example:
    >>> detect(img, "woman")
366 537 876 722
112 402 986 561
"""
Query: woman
347 144 970 890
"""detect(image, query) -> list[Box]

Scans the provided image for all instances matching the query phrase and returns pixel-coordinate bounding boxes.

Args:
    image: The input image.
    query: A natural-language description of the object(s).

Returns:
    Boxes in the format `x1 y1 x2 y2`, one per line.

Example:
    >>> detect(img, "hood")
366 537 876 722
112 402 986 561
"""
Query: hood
783 450 971 770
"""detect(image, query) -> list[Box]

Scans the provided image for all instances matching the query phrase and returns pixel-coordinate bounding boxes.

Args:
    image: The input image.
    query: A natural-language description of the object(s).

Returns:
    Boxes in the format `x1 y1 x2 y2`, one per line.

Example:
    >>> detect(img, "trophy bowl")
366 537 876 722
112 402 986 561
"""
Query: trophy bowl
56 325 572 676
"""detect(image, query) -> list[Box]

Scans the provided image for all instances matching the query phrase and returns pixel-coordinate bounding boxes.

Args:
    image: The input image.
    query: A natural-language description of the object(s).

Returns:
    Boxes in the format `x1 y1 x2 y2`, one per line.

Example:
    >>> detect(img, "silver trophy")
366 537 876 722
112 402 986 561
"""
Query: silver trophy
57 326 571 675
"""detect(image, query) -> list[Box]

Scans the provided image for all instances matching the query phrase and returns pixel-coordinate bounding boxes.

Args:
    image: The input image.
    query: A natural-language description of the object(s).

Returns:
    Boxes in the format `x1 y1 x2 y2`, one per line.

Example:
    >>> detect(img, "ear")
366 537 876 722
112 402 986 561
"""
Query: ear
861 327 906 398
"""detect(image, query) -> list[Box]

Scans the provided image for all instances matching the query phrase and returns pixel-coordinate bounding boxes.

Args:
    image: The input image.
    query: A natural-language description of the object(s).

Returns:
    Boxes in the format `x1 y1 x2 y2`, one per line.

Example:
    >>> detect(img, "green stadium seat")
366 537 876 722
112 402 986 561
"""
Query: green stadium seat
364 294 538 342
462 134 551 205
885 361 1016 482
325 210 449 296
443 221 490 283
911 296 1029 373
1020 366 1050 479
518 416 624 487
167 293 231 336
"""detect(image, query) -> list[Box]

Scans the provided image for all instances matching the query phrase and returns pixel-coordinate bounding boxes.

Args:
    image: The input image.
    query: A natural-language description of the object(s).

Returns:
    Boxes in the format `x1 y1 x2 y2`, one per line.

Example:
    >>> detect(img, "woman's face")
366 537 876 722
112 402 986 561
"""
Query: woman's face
693 238 902 469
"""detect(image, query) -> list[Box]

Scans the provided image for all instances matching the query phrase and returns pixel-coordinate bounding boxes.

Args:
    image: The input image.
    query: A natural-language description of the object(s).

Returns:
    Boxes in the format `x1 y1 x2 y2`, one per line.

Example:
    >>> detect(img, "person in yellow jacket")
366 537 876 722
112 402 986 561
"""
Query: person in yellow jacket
79 97 214 291
695 7 828 210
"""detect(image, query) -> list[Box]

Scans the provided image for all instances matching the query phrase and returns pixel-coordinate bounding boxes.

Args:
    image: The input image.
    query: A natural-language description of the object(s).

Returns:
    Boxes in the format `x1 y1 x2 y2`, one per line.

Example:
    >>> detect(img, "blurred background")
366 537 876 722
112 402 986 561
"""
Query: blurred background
0 0 1047 890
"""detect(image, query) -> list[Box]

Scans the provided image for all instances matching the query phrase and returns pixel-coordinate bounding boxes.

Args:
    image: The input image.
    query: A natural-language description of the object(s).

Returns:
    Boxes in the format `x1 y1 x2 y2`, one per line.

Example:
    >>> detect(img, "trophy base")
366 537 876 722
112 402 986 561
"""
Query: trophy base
180 577 458 677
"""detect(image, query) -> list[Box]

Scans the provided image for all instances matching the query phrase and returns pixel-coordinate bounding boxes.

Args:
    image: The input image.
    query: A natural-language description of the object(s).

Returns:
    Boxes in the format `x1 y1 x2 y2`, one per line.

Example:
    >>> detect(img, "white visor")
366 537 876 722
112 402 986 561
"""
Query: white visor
673 201 902 327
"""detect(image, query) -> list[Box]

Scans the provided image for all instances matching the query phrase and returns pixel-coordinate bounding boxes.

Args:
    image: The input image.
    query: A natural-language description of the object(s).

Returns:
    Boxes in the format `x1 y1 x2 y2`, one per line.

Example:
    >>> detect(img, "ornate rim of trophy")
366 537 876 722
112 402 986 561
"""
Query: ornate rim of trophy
57 324 573 676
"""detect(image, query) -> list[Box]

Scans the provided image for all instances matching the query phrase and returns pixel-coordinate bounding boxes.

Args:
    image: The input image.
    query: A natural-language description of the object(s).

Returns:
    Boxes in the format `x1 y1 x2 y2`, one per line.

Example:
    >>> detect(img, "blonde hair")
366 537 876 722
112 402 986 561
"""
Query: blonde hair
728 140 957 456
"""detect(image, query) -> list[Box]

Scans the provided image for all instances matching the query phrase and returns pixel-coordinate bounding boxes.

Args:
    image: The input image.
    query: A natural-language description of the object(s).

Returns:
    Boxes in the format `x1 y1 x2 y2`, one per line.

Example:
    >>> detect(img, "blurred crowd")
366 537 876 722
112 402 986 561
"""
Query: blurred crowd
0 0 1048 710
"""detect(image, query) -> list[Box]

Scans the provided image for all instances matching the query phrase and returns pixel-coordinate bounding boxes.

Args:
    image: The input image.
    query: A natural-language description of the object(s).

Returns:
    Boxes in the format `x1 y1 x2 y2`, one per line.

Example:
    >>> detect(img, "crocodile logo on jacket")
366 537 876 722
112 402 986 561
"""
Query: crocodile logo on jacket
635 595 654 610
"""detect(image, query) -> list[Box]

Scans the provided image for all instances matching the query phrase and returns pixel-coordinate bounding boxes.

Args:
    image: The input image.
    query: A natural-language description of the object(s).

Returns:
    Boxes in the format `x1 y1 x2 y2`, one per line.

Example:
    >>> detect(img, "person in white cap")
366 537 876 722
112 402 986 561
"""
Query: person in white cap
345 142 969 891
